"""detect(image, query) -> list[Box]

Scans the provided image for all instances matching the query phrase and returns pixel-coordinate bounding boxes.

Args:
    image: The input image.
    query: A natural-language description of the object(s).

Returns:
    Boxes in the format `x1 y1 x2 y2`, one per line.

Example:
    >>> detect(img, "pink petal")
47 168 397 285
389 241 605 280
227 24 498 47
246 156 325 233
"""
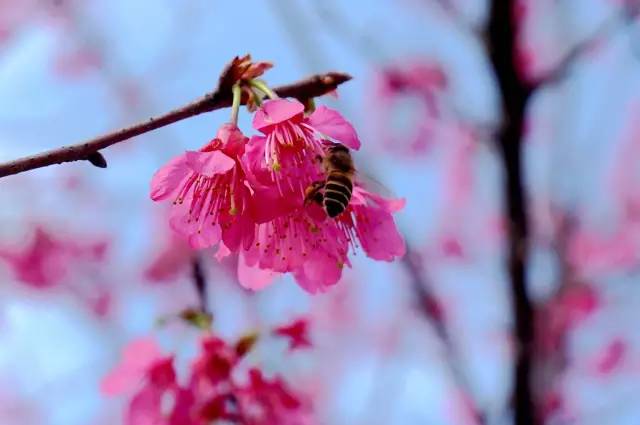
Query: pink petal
187 226 222 250
101 337 163 396
216 123 248 157
222 212 254 252
293 253 343 293
126 385 167 425
169 204 222 249
214 242 231 261
237 251 278 290
355 204 406 261
253 99 305 132
184 150 235 177
149 155 189 201
307 106 361 150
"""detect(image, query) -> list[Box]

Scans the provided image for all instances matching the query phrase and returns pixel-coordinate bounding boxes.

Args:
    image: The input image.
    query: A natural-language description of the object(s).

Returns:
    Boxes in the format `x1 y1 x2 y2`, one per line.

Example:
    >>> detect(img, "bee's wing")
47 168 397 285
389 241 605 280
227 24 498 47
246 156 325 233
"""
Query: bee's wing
353 170 397 198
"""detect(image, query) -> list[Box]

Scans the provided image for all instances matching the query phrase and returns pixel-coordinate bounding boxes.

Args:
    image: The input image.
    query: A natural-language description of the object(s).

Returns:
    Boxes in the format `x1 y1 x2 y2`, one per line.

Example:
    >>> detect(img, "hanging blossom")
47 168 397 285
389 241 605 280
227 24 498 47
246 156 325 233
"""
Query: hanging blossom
150 124 255 251
102 335 314 425
150 60 405 293
234 118 405 292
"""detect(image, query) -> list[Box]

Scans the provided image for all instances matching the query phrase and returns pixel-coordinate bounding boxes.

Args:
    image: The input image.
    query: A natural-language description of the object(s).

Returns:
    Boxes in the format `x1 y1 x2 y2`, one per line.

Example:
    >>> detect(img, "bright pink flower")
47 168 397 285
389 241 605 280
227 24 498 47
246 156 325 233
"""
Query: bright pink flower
239 202 350 293
238 141 406 292
251 99 360 193
150 124 254 251
273 318 312 351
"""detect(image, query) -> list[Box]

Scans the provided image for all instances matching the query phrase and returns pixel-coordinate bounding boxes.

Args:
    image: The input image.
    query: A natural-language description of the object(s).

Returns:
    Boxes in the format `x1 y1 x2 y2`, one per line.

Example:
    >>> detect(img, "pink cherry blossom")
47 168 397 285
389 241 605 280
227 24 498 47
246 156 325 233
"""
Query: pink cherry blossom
236 136 406 292
273 318 312 351
251 99 360 194
104 334 315 425
150 124 254 251
0 226 109 290
239 202 351 293
101 337 172 396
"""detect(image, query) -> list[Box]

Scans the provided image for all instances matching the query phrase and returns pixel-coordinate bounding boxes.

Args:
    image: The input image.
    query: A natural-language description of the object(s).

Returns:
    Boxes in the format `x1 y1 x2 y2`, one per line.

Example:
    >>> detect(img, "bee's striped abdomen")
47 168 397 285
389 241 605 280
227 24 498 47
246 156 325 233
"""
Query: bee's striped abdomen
323 173 353 218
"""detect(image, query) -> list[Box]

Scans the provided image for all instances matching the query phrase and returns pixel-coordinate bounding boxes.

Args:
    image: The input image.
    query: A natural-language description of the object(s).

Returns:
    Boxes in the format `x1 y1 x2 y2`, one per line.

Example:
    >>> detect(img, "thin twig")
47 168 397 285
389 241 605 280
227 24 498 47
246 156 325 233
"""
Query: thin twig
0 71 351 178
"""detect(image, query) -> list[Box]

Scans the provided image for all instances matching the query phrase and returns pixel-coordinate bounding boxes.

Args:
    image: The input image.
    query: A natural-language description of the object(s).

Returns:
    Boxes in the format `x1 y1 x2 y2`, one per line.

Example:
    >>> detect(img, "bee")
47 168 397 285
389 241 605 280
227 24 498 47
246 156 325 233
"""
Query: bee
304 143 355 218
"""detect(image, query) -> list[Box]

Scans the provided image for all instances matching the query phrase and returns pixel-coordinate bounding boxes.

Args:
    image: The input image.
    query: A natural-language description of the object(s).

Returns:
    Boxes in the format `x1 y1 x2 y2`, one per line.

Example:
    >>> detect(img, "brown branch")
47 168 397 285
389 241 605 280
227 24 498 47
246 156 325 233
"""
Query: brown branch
0 70 351 179
487 2 535 425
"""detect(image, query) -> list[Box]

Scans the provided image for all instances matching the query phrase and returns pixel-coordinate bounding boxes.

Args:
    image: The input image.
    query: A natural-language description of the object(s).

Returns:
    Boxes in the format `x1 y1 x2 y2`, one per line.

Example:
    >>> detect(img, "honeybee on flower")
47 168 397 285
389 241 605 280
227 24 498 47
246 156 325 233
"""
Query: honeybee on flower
149 56 405 293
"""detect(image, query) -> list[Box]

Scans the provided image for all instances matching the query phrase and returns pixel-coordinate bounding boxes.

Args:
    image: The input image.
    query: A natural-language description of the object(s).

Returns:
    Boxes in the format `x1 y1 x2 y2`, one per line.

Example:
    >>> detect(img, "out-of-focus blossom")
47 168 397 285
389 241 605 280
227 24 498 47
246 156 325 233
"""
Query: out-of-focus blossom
0 226 109 289
273 318 312 351
104 335 313 425
537 283 600 355
101 337 172 397
592 338 626 375
371 59 447 155
144 229 194 283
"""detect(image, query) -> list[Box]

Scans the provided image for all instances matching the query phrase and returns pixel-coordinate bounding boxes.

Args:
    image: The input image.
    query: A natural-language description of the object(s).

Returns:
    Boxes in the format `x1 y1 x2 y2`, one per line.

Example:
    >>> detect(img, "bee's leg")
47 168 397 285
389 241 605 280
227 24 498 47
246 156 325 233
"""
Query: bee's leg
304 181 325 206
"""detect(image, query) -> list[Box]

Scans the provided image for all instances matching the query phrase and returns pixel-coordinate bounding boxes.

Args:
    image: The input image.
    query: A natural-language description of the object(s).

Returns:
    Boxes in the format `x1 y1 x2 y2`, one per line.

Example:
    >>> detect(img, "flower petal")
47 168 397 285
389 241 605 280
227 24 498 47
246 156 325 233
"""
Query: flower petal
100 337 163 396
185 150 235 177
293 252 343 294
253 99 305 132
238 251 279 290
355 203 406 261
150 155 189 201
307 106 361 150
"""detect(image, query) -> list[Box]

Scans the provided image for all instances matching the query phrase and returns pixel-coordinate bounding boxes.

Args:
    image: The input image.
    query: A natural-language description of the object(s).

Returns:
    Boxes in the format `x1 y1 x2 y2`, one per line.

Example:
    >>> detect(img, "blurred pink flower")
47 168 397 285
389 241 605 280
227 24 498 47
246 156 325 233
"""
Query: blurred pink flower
144 230 193 283
150 124 254 251
593 338 627 375
101 337 173 397
273 318 312 351
0 226 109 289
371 59 447 155
538 283 600 355
106 335 313 424
0 227 67 288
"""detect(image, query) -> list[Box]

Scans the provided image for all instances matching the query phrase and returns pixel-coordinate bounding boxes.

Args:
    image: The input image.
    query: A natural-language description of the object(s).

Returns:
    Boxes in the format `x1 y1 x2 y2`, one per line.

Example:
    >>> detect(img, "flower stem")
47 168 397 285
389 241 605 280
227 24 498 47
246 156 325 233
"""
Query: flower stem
230 83 242 125
250 79 278 99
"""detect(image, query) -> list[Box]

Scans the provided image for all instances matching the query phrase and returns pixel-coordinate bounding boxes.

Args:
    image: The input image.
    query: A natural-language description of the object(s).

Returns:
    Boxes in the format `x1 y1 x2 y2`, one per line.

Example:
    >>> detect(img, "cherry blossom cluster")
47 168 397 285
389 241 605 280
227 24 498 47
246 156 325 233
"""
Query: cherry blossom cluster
150 58 405 293
102 328 313 425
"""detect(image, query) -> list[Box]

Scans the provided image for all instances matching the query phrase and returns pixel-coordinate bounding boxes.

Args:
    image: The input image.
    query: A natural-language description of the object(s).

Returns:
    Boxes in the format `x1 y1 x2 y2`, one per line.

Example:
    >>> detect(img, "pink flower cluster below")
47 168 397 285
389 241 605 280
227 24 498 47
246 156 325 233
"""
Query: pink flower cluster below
102 336 313 425
150 98 405 293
